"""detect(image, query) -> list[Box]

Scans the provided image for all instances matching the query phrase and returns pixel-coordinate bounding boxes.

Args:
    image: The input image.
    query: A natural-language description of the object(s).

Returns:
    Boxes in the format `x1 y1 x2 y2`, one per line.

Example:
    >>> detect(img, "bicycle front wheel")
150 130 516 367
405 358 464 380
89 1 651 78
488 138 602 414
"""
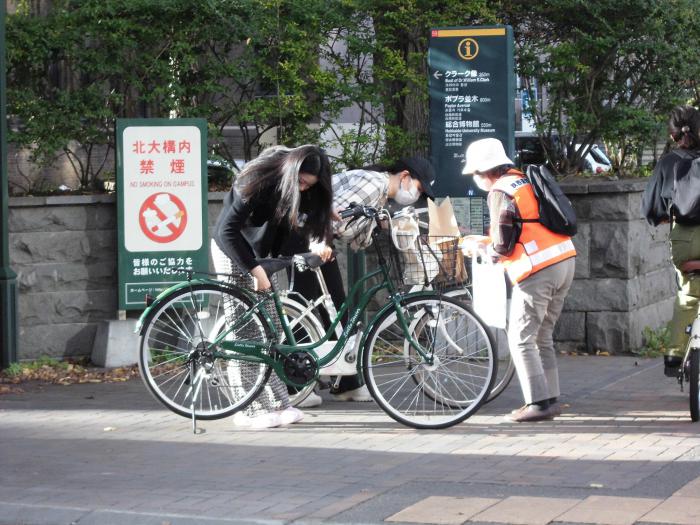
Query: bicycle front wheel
362 295 496 429
139 283 272 420
689 348 699 422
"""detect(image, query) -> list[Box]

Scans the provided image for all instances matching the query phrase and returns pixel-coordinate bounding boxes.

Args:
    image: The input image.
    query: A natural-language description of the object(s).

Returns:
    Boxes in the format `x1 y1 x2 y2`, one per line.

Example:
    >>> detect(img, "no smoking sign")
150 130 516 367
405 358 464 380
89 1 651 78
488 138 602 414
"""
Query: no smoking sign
117 119 208 310
138 193 188 243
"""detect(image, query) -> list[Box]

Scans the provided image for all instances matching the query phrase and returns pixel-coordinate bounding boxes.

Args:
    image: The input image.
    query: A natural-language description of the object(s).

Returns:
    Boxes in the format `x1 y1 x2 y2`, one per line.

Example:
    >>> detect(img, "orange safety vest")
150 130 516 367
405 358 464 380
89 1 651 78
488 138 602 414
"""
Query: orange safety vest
492 170 576 283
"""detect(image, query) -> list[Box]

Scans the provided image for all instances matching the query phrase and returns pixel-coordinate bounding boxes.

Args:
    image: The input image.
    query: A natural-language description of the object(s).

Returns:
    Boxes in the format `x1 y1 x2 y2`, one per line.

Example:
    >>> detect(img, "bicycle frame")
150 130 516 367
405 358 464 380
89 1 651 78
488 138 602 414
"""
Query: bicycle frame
220 273 438 371
137 205 452 390
136 259 439 388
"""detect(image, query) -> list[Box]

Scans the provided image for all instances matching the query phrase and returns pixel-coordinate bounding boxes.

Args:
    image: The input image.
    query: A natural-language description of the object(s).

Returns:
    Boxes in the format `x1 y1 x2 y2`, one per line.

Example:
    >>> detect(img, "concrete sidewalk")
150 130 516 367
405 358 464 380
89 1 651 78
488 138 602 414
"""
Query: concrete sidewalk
1 355 699 525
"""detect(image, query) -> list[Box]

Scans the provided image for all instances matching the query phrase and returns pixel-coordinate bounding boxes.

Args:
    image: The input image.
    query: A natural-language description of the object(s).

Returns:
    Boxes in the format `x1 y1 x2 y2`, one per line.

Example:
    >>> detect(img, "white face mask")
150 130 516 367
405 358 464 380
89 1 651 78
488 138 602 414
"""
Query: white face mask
473 174 493 192
394 177 420 205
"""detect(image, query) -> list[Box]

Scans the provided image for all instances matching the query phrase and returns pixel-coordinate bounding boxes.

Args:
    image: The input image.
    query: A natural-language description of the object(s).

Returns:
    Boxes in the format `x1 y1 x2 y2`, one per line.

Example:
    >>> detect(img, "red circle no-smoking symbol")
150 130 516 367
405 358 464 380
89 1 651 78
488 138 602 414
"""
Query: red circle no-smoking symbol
138 192 188 244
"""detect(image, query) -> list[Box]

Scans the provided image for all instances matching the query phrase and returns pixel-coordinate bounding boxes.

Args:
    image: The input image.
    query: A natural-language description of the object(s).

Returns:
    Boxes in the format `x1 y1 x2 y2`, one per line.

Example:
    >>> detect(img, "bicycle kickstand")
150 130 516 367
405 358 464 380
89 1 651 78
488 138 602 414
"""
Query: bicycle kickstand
188 368 206 434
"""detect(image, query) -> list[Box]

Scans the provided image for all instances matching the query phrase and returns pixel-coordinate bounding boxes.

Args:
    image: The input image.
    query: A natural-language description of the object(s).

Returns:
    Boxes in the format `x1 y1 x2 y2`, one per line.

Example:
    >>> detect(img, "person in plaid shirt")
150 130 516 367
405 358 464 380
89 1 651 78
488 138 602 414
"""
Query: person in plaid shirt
282 157 436 406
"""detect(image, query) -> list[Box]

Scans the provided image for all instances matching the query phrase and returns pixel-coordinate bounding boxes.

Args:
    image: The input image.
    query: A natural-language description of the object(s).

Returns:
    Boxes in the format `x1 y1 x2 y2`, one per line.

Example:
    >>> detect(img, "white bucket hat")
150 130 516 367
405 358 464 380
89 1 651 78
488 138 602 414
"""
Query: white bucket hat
462 138 514 175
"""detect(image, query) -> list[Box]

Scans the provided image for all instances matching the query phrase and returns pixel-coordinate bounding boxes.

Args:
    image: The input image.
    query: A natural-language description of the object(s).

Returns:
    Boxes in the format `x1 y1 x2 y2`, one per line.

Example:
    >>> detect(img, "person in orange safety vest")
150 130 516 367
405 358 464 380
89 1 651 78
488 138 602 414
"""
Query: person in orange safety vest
462 138 576 423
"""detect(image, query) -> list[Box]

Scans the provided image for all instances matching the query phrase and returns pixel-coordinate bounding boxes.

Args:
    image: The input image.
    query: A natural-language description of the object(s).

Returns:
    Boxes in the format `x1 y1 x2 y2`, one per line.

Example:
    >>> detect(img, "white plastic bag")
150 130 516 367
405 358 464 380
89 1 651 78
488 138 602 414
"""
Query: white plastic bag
471 256 507 329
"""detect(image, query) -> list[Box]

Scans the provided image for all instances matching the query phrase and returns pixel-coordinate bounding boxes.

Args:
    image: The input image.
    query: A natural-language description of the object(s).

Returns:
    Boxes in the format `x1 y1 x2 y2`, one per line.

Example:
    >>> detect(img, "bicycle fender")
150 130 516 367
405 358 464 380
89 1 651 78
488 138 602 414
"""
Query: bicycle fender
134 278 253 336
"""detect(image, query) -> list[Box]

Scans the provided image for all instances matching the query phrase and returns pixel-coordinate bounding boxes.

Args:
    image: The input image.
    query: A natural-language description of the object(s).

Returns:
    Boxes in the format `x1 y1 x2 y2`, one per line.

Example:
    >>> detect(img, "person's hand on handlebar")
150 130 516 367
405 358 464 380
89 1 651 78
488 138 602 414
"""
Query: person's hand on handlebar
309 240 335 263
250 265 272 291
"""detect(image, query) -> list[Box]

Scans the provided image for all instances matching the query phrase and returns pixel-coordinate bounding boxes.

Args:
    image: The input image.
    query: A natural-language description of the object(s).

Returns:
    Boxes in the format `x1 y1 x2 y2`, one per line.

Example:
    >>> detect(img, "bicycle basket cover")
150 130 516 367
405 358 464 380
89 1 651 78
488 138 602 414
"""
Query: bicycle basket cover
391 215 419 251
399 236 441 286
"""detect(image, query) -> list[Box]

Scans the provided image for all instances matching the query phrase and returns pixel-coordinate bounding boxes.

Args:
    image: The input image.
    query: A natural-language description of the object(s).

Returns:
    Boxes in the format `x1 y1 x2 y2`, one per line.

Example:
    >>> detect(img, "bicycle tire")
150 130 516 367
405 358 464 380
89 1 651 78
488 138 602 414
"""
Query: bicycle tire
443 287 514 402
690 348 699 422
486 341 516 402
280 300 325 406
362 294 497 429
139 283 272 420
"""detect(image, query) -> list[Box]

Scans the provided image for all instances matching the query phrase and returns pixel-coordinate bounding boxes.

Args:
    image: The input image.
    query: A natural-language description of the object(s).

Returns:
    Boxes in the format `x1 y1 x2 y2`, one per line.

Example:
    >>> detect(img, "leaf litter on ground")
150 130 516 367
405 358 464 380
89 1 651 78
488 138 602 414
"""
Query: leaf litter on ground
0 357 140 395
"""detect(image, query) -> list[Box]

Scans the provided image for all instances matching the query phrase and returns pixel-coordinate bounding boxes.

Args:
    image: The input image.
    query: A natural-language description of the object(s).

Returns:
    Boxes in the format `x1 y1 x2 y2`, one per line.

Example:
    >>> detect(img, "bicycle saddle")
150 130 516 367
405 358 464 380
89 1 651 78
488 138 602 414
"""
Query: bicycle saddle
681 260 700 275
254 253 323 275
293 252 324 269
255 257 292 275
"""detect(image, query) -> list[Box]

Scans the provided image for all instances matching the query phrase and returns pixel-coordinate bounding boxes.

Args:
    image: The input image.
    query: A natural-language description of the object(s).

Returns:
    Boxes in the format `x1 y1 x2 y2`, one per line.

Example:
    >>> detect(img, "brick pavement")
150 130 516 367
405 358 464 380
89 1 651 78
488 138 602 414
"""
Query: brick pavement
1 355 699 525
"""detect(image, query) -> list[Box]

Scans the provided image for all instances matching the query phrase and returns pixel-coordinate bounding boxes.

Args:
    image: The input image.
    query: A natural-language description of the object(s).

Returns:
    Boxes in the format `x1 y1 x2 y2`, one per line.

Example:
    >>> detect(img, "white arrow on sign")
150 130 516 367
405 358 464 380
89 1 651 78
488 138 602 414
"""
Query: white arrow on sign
433 70 443 80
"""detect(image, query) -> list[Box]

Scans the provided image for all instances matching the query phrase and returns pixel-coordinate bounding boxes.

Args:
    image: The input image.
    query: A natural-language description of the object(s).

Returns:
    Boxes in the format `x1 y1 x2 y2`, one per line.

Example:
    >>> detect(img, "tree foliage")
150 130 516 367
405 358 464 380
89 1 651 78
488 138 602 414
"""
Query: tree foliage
8 0 700 191
503 0 700 175
6 0 500 190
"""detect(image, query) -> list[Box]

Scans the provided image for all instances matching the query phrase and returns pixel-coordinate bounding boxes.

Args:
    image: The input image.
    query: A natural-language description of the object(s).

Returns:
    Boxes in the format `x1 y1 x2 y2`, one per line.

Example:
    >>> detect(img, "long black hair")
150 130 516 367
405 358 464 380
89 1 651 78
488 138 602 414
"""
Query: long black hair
237 145 333 243
669 105 700 150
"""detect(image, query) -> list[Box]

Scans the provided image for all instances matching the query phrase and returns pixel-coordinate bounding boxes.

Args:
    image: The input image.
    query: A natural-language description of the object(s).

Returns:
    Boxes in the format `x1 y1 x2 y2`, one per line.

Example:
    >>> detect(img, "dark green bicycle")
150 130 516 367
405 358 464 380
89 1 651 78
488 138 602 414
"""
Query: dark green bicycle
136 205 497 430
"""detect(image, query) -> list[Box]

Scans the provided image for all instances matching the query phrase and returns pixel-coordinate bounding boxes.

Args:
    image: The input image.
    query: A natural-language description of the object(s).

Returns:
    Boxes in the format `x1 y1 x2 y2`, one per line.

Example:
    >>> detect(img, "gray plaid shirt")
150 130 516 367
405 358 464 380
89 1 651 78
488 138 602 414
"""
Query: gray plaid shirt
332 169 389 250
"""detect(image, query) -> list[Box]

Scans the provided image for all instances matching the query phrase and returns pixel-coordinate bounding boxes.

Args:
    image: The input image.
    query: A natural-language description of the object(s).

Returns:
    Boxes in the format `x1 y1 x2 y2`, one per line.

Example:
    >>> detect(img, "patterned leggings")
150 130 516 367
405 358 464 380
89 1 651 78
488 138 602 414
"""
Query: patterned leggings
210 240 291 416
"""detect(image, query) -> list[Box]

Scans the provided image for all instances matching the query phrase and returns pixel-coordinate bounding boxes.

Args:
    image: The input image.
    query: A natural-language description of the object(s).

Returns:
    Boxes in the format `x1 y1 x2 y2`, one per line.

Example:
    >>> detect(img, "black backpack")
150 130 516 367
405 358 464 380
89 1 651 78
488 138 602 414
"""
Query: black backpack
517 165 578 236
671 150 700 223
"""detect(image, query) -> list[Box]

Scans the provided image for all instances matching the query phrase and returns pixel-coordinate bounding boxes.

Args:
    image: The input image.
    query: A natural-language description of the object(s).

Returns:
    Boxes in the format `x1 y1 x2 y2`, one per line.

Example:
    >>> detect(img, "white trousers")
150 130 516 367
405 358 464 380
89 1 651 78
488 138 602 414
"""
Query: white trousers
210 240 290 416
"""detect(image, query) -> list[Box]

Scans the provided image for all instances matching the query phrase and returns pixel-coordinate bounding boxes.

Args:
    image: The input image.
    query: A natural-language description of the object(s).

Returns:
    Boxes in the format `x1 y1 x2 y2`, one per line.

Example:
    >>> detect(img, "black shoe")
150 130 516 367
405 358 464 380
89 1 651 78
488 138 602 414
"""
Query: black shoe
664 355 682 378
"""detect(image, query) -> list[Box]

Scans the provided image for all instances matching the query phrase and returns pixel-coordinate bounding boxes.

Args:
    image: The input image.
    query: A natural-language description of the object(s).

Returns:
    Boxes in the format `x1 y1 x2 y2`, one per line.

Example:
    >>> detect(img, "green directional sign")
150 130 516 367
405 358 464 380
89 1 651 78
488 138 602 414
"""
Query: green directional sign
116 119 208 310
428 26 515 232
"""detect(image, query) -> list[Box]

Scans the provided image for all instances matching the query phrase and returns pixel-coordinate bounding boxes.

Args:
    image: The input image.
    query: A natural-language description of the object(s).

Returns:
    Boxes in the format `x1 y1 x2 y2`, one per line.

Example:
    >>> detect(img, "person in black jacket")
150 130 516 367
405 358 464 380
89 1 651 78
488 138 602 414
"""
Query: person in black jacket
642 106 700 376
211 144 333 428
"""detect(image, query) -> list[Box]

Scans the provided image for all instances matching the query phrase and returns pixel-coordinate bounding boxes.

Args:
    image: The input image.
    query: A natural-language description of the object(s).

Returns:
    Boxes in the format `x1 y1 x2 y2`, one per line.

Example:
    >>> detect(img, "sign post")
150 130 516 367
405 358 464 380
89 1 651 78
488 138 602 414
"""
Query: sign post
428 26 514 233
0 4 18 368
116 119 208 312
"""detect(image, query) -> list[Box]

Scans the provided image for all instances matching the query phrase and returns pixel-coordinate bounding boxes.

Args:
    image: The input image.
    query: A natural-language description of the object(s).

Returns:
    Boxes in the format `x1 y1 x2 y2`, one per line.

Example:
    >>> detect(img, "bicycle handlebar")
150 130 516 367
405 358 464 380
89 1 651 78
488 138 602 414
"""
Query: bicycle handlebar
338 204 408 221
338 206 361 219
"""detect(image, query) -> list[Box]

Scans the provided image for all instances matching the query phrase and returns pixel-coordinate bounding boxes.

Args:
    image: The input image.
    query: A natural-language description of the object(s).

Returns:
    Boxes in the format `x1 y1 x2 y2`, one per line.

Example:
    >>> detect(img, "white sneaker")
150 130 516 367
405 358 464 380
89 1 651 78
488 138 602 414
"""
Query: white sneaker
331 385 373 402
232 412 252 428
297 391 323 408
278 406 304 425
249 412 282 429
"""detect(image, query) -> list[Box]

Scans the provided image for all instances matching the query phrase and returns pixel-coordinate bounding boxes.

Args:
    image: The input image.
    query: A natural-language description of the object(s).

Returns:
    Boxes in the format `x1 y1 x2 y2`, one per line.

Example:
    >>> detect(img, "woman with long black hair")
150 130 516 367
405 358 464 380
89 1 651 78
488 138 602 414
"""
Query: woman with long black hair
212 144 333 428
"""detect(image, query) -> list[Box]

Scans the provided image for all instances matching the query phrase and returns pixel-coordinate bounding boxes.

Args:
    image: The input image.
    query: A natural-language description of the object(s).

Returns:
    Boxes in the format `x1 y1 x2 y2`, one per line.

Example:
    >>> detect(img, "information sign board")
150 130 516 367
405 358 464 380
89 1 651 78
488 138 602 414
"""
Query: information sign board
116 119 208 310
428 26 514 233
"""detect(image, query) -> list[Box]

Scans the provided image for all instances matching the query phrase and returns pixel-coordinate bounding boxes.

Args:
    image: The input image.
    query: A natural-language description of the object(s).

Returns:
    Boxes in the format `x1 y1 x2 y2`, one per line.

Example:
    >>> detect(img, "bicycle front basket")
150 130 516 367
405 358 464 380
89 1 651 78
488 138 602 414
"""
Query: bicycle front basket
387 232 466 290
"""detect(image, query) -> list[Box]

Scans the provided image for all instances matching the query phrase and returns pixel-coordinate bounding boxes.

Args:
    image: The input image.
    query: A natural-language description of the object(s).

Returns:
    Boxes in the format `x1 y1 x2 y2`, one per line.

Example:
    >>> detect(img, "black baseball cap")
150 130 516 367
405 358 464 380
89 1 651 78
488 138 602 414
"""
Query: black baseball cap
398 157 436 200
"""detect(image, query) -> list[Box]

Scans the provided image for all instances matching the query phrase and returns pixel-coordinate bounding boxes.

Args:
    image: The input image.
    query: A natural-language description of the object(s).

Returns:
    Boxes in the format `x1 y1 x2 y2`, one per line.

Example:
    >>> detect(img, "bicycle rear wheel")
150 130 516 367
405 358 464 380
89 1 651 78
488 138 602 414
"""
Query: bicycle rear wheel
487 332 515 402
444 287 514 402
139 283 272 420
689 348 699 422
362 295 496 429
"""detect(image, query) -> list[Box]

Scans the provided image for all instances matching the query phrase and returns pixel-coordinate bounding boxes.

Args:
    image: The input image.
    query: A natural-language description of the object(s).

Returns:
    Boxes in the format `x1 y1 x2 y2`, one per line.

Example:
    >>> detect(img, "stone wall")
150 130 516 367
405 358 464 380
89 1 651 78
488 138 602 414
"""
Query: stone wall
8 194 226 360
8 181 675 360
555 178 675 353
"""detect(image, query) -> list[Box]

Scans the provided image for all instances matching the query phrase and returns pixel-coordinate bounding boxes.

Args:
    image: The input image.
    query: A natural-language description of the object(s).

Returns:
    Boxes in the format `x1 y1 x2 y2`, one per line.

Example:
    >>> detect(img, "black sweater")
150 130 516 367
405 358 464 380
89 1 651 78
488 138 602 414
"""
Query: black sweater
213 185 292 271
642 149 700 226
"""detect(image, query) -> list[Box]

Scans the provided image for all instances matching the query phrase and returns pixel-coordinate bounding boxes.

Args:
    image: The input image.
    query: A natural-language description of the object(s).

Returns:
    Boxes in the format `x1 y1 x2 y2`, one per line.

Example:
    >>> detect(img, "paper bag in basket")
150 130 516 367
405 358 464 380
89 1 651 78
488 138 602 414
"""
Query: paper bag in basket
428 197 468 284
